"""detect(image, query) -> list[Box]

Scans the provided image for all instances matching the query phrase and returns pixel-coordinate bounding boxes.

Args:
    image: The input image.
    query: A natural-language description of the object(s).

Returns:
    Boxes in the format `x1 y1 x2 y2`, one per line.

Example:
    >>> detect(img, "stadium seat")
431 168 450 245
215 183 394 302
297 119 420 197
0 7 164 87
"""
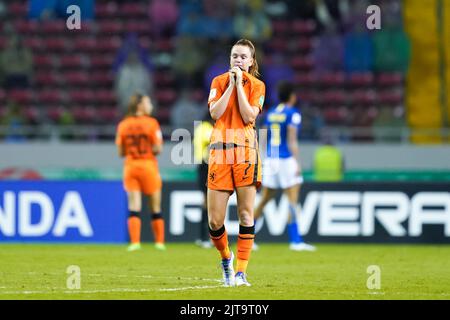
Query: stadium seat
65 71 90 86
95 2 119 18
290 56 314 71
348 72 374 88
0 36 6 50
23 106 40 123
8 2 28 16
9 90 34 104
90 55 115 69
96 90 117 105
33 55 56 69
98 20 124 35
97 106 120 124
155 89 177 105
294 73 317 87
38 90 64 105
59 55 86 69
41 20 66 35
125 21 152 35
291 19 316 35
120 3 147 18
35 72 61 87
0 89 6 103
73 38 97 52
376 72 404 87
69 90 95 104
46 106 64 123
44 38 68 52
155 107 171 125
350 90 377 106
272 20 290 35
23 37 43 51
15 20 38 35
97 37 122 52
322 90 347 106
378 90 404 105
91 73 114 87
71 106 96 124
317 72 345 87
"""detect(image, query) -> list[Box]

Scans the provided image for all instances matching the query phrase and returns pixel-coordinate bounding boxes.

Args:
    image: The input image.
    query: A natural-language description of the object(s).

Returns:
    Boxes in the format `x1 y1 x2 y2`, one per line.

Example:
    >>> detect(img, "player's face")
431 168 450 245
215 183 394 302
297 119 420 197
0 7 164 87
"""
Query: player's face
230 45 253 72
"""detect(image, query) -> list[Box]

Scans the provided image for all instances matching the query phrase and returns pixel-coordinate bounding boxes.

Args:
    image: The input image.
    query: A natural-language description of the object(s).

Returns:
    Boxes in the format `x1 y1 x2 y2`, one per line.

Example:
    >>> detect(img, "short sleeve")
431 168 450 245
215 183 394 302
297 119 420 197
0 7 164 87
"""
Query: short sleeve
249 80 266 111
289 111 302 129
208 76 224 108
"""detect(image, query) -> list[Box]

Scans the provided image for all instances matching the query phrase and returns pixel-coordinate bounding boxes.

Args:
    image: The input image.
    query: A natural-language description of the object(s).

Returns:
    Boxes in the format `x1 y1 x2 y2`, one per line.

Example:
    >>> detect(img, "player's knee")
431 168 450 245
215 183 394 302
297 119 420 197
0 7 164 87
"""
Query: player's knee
208 220 224 231
238 209 254 226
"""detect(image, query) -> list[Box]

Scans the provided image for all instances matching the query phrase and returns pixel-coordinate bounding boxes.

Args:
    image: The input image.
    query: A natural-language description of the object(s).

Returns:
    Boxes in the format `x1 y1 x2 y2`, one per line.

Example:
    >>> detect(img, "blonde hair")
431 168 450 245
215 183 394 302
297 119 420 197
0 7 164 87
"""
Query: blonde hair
126 93 145 117
232 39 260 78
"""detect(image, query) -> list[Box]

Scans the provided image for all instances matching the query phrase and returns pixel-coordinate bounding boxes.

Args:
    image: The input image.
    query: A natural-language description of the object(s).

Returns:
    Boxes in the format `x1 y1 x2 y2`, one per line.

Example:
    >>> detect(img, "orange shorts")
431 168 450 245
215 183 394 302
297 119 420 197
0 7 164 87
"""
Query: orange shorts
123 160 162 195
207 144 262 191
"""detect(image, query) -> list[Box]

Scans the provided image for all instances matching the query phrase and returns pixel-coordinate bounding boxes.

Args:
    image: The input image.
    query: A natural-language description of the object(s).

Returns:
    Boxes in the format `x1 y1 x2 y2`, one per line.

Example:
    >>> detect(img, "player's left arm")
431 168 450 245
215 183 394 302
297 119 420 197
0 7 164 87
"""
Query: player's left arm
235 69 264 124
287 112 302 174
115 124 125 157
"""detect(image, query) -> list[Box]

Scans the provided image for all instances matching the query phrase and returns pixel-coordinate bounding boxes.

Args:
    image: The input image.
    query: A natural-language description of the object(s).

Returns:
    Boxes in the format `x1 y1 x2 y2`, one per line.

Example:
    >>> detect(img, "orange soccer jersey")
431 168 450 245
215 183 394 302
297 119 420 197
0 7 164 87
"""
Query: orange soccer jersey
207 71 265 191
115 116 163 195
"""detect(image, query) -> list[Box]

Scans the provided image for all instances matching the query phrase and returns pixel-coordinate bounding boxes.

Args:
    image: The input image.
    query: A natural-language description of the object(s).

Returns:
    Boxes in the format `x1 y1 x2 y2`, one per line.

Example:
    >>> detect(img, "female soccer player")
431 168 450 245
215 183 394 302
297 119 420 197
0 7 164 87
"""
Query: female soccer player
207 39 265 287
115 93 166 251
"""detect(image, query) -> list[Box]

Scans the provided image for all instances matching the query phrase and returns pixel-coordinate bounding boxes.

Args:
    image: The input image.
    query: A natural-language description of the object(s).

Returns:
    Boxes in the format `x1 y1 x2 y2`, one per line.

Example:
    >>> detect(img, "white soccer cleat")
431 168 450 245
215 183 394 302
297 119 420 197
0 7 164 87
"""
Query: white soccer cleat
235 272 251 287
289 242 316 252
221 251 235 287
127 243 141 252
252 242 259 251
155 243 166 251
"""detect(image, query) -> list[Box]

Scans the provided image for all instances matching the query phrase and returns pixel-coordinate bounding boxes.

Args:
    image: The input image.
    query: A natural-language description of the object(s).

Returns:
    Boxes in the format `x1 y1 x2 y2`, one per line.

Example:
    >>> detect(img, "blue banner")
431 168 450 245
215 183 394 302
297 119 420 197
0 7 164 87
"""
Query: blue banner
0 181 127 242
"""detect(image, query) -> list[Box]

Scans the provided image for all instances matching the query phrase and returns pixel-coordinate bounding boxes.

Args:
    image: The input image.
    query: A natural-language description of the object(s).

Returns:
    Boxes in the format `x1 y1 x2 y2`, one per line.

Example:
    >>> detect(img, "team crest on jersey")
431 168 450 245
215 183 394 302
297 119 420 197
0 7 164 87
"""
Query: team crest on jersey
209 88 217 100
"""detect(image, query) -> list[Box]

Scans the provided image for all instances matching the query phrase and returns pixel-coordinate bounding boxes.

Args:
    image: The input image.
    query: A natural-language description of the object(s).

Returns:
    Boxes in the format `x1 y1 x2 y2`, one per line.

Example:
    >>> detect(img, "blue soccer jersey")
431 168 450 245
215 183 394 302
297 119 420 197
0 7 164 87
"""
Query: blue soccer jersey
264 104 302 158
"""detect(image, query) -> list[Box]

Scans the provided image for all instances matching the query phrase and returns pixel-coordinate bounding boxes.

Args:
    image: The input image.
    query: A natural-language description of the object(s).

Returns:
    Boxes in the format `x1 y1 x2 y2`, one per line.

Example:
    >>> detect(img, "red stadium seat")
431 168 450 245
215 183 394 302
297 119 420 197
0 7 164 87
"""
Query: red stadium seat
155 89 177 105
376 72 404 87
90 54 114 69
59 55 86 69
0 36 6 50
23 106 40 123
290 56 314 70
291 19 316 35
98 20 124 35
350 90 377 105
44 38 68 52
15 20 38 34
322 90 347 106
8 2 28 16
121 3 147 17
154 72 176 86
41 20 66 34
73 38 97 52
38 90 64 104
33 55 56 69
46 106 64 122
96 90 116 104
95 2 119 18
97 37 122 52
35 72 61 87
23 37 43 51
378 90 404 105
97 106 120 123
294 73 317 87
9 90 34 104
0 89 6 103
125 21 151 35
91 73 114 86
69 90 95 104
348 72 374 88
65 71 90 86
71 106 96 124
155 107 171 125
317 72 345 87
272 20 290 35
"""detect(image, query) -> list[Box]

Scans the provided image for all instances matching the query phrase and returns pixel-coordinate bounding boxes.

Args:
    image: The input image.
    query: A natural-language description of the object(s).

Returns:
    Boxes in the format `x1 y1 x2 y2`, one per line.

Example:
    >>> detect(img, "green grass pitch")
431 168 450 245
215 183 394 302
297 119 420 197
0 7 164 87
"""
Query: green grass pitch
0 243 449 300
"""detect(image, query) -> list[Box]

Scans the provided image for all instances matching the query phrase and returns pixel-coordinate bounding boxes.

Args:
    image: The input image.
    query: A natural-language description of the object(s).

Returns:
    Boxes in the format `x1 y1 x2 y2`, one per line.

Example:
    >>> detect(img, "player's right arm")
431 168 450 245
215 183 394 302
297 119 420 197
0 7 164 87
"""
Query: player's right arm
150 119 163 156
209 73 235 120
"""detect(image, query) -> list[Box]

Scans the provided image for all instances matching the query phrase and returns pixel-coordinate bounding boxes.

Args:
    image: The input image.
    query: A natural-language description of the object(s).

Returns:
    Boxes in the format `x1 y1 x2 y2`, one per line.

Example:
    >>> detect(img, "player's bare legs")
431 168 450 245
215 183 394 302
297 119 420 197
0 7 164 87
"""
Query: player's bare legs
208 189 234 286
148 189 165 250
127 191 142 251
284 184 316 252
235 185 257 286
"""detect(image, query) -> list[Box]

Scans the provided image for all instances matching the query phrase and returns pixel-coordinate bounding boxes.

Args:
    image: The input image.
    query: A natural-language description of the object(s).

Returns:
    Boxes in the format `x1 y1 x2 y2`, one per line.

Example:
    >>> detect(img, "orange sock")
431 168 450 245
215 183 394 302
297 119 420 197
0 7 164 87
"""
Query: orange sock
236 225 255 273
128 216 141 244
151 213 165 244
209 225 231 260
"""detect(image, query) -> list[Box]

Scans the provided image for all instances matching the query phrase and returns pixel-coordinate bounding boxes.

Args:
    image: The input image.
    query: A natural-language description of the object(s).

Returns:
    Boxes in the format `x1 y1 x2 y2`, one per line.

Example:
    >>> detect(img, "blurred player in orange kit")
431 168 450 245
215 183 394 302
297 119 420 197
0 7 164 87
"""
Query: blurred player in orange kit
207 39 265 287
115 93 166 251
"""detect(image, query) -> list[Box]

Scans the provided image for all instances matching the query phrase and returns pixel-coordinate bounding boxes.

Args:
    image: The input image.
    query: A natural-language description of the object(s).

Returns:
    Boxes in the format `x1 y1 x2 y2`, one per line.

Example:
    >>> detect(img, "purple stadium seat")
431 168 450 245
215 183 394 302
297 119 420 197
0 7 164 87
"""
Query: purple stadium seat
291 56 314 71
